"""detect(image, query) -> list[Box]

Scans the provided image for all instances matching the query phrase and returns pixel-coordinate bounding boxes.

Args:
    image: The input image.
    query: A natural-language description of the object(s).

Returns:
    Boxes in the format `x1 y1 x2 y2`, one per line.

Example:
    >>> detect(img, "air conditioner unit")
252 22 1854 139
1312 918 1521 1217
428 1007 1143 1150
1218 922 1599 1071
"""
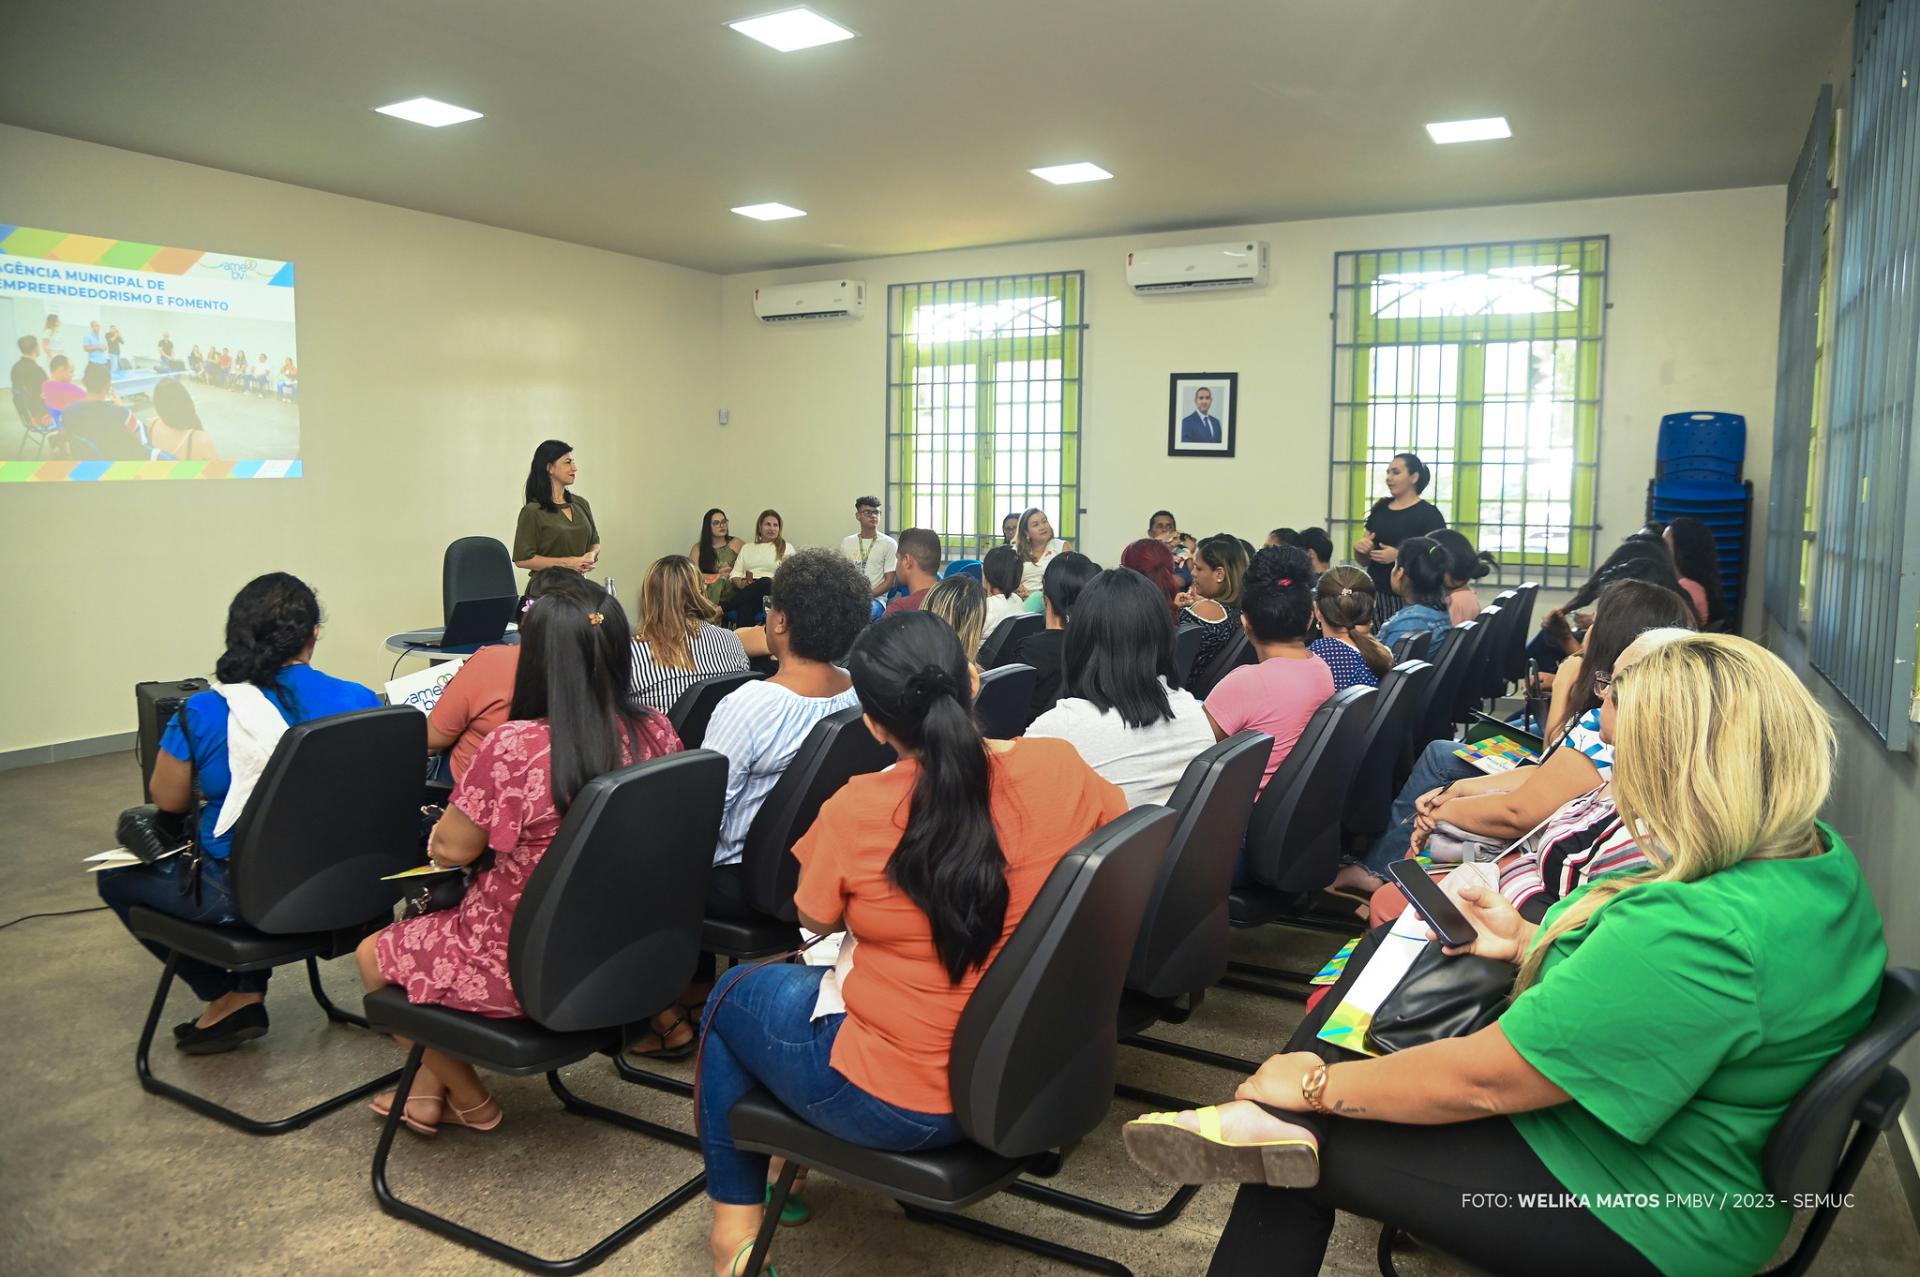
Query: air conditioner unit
1126 241 1270 293
752 279 866 323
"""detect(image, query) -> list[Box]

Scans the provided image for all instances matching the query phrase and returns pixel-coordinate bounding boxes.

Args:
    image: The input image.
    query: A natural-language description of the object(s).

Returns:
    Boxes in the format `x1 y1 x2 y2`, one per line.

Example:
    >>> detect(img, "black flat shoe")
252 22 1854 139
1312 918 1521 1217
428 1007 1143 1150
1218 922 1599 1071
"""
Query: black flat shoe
176 1003 269 1055
173 1019 198 1040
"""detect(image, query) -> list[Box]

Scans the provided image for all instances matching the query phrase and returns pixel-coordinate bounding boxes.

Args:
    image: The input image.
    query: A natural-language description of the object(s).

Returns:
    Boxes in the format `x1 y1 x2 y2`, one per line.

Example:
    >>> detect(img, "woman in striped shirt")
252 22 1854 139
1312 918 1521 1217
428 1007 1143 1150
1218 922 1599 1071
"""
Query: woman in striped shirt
630 555 750 715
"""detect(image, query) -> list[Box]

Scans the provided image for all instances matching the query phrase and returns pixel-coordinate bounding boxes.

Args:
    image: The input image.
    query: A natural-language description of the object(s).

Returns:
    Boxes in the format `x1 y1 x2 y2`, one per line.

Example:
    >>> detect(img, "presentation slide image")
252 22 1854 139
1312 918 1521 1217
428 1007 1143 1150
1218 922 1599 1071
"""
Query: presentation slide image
2 222 300 481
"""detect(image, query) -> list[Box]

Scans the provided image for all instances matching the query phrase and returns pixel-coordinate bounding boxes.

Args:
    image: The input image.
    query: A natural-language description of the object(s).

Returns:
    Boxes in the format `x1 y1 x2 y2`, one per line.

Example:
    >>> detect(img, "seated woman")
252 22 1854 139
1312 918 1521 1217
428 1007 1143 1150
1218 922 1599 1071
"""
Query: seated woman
1012 507 1071 598
1027 568 1215 806
693 507 745 613
1334 580 1698 897
1203 546 1334 795
696 611 1129 1276
729 509 791 625
1373 536 1455 657
923 572 988 661
1525 527 1687 677
1431 528 1494 625
1011 550 1101 718
1120 537 1184 625
630 554 751 715
981 544 1027 634
1296 527 1334 578
1124 633 1887 1277
1307 566 1394 691
356 582 682 1133
97 574 378 1054
1664 516 1729 630
1175 534 1247 686
428 568 577 780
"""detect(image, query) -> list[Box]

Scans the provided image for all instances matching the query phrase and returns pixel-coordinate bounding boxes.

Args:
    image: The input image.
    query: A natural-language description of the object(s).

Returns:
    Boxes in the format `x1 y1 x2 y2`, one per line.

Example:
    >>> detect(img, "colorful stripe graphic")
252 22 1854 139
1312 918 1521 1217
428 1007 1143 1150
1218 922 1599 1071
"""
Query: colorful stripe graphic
0 460 302 483
0 224 287 279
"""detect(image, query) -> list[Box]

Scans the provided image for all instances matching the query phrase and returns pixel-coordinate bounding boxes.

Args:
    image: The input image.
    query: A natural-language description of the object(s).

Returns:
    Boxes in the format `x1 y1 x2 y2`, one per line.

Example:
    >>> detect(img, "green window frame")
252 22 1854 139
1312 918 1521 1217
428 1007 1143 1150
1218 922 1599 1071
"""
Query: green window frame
1329 237 1609 588
886 273 1085 560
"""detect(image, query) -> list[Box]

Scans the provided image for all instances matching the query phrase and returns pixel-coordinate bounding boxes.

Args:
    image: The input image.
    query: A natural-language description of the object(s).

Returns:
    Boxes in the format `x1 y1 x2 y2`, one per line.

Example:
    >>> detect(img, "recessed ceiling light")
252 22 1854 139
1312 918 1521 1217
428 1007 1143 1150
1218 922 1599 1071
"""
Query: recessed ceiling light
729 7 857 52
374 97 484 128
1425 116 1512 144
732 202 808 221
1030 162 1113 185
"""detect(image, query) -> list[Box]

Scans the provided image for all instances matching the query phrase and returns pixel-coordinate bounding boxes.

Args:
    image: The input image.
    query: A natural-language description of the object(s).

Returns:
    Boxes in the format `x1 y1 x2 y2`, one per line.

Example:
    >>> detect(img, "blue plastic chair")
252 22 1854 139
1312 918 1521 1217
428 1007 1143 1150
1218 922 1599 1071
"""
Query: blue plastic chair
1657 411 1746 483
943 558 984 582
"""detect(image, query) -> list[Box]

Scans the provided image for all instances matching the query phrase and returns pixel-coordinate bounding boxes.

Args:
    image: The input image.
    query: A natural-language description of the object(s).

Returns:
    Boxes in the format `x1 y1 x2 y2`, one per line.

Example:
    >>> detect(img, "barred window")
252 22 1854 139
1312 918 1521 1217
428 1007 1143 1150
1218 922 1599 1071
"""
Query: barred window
1329 237 1609 587
886 273 1085 561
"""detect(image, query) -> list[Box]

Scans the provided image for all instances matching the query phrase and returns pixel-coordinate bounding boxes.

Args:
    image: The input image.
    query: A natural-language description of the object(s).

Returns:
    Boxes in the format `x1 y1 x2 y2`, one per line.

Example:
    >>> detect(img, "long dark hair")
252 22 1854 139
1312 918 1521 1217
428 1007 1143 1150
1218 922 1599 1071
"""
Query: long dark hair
848 612 1006 983
1664 517 1728 627
982 545 1023 600
1119 538 1182 622
1041 551 1101 621
508 573 663 812
1566 529 1684 614
216 573 322 712
696 507 727 574
1369 451 1432 514
1431 528 1494 586
1065 570 1178 728
524 439 573 512
1241 546 1316 642
1549 579 1698 741
1392 536 1452 609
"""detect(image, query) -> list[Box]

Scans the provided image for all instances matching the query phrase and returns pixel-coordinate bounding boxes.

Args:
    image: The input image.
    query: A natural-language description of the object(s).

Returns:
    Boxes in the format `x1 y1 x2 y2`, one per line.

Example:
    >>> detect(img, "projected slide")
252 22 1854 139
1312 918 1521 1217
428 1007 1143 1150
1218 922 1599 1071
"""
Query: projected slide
2 223 299 481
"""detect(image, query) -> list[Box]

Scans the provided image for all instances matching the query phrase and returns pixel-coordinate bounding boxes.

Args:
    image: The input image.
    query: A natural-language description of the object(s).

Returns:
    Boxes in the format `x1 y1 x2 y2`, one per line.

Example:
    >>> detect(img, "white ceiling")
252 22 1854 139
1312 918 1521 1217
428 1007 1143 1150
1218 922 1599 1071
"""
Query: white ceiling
0 0 1848 275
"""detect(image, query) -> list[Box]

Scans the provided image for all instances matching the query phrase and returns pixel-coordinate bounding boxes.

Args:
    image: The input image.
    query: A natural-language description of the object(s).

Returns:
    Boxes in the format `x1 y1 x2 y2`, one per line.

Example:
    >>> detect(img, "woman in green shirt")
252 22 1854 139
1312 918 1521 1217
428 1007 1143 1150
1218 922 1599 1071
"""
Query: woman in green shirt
691 507 743 611
512 439 599 577
1124 633 1887 1277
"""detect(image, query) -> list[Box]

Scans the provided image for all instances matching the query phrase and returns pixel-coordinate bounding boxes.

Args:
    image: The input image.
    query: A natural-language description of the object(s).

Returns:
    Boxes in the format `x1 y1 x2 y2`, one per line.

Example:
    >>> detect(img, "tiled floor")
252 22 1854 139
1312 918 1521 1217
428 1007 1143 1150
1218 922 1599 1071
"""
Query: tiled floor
5 752 1916 1275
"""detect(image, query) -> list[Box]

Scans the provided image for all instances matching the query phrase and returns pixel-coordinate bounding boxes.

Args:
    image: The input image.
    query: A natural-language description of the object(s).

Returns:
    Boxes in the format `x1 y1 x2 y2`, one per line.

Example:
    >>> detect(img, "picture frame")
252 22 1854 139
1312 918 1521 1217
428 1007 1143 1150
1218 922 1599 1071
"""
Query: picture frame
1167 372 1237 458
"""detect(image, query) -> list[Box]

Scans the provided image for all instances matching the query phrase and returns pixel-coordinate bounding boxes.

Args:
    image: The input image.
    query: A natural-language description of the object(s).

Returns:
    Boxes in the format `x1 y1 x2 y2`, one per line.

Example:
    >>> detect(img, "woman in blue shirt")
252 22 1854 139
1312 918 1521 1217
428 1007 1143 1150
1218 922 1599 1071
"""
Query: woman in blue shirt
97 573 378 1055
1374 536 1454 657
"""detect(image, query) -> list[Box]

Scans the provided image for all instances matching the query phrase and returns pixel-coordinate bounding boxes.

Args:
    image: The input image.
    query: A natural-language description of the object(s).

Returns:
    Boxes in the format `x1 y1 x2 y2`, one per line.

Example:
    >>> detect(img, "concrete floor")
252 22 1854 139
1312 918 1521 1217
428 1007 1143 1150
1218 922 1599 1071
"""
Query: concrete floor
4 750 1917 1277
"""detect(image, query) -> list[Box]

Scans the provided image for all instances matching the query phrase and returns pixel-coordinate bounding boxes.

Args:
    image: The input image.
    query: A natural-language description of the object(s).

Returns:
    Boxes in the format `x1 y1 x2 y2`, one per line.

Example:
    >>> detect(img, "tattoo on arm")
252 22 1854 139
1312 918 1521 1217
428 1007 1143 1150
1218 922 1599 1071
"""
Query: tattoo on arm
1330 1099 1367 1115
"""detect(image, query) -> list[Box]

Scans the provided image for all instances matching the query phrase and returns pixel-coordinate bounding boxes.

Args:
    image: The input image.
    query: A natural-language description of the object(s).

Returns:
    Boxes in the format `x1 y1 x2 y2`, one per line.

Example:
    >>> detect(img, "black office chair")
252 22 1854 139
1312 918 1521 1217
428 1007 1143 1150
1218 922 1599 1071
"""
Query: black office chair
442 536 517 625
979 612 1043 669
1502 582 1541 687
728 806 1176 1277
1227 686 1379 995
1171 623 1207 689
365 751 726 1274
1408 618 1480 753
1377 967 1920 1277
1185 627 1256 701
666 670 766 748
975 663 1038 738
125 707 423 1134
1389 630 1431 664
1011 732 1271 1232
1468 601 1518 708
1344 661 1434 845
12 385 56 458
1445 607 1502 727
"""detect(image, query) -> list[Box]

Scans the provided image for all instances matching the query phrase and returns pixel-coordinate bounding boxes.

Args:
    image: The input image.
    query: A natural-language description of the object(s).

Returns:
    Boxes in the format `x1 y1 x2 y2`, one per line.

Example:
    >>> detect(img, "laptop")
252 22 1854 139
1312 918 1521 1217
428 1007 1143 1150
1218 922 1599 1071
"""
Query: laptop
440 595 517 646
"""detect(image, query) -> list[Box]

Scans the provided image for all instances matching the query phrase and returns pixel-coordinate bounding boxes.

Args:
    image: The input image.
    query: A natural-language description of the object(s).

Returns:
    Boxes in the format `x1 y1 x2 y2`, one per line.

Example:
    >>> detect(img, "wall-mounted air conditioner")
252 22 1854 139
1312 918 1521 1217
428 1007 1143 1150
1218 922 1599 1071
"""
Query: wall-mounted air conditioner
752 279 866 323
1126 241 1270 293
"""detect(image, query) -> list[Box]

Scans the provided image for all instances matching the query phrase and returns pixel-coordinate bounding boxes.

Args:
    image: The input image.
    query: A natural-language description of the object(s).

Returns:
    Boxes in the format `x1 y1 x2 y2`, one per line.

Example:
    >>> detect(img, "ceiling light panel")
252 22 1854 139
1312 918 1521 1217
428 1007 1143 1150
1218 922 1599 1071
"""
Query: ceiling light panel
1425 116 1512 144
374 97 483 127
729 8 857 52
732 202 808 220
1030 162 1113 185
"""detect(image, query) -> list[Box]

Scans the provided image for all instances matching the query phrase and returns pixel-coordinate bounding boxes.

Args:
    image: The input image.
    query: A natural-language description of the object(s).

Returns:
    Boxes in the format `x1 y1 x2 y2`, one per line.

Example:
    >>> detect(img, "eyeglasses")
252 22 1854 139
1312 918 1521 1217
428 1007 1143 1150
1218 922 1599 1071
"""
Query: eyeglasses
1593 670 1616 697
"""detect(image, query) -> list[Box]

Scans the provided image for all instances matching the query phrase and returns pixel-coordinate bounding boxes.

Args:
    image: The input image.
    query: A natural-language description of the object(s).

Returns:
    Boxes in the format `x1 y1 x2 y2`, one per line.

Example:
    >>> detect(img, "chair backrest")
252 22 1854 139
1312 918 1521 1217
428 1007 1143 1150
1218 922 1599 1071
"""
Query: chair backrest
1126 731 1270 998
1344 660 1434 838
1390 629 1431 665
975 663 1038 739
667 670 767 748
1503 582 1540 683
230 707 426 933
944 558 983 582
979 612 1043 669
1656 410 1747 482
1171 624 1207 690
1461 602 1507 705
738 705 897 919
1244 685 1377 893
1185 628 1255 701
950 805 1174 1158
442 536 518 625
1415 618 1480 745
1764 968 1920 1198
1449 607 1503 723
509 751 727 1031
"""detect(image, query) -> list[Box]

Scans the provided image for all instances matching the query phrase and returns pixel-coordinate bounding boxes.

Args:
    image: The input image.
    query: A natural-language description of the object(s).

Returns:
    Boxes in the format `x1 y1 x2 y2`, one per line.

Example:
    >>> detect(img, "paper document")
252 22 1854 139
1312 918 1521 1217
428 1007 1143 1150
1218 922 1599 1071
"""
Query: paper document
385 657 468 717
380 864 462 881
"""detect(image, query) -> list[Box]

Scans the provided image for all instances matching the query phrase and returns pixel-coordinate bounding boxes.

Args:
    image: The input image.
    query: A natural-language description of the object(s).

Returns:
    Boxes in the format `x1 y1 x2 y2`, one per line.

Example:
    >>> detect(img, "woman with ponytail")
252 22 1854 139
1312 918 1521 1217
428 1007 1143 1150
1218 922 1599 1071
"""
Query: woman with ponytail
1125 634 1886 1277
355 580 681 1133
1375 535 1456 657
695 611 1127 1276
1202 545 1336 794
98 573 379 1054
1309 566 1393 689
1431 528 1494 625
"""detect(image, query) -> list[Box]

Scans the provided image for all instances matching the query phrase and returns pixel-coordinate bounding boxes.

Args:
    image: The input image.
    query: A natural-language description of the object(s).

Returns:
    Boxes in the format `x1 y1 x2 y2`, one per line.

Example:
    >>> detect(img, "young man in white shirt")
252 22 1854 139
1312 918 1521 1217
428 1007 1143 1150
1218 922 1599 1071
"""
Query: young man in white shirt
840 495 898 599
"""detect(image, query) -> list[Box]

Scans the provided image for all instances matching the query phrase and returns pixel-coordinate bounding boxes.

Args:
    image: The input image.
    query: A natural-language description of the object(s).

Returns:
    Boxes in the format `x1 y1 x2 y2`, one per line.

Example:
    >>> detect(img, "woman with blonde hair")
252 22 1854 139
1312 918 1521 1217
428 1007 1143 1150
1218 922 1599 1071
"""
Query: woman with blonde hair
1308 565 1393 690
729 508 790 624
1124 634 1887 1277
1013 507 1071 598
923 572 988 661
629 555 751 714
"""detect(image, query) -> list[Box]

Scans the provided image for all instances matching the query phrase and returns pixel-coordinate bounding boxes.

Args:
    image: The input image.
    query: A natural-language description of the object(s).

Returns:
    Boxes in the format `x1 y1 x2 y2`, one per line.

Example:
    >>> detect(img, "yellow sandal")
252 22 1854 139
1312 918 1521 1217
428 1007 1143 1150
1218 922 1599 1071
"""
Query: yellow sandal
1122 1106 1320 1188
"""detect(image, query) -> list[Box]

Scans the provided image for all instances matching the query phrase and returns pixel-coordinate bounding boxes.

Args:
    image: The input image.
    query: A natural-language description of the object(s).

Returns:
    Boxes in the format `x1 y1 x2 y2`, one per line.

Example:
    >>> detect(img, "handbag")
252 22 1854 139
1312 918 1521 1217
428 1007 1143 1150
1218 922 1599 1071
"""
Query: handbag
400 849 495 918
1368 941 1514 1054
115 704 201 866
1425 820 1508 865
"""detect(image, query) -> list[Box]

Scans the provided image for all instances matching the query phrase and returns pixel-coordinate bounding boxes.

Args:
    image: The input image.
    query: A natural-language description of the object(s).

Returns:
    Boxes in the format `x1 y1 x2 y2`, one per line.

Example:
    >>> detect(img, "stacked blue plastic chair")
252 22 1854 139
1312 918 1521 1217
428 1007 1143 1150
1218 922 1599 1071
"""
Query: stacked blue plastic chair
1647 411 1751 634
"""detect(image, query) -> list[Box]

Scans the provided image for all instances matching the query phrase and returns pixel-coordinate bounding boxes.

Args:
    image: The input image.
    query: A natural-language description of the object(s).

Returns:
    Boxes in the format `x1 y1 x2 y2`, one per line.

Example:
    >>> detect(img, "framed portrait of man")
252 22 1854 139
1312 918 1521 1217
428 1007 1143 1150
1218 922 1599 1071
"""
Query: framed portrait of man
1167 372 1237 458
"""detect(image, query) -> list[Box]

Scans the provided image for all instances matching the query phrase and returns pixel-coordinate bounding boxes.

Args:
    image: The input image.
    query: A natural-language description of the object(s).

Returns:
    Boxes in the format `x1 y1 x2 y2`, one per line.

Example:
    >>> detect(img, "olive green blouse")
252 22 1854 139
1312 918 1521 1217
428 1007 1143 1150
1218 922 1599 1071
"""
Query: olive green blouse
513 495 598 566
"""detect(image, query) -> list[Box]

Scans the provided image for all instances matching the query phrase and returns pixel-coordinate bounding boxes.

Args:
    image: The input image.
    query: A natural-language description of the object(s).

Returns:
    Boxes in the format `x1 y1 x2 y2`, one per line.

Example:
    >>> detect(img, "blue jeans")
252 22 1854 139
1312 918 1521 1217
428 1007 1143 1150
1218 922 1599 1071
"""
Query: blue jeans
1359 741 1481 877
697 962 964 1205
96 855 270 1001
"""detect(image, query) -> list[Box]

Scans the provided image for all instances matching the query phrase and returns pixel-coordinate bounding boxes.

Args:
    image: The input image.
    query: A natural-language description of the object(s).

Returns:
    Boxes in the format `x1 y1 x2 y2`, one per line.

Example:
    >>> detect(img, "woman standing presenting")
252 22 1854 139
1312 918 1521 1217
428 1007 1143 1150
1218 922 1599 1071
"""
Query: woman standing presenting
1353 452 1445 619
512 440 600 578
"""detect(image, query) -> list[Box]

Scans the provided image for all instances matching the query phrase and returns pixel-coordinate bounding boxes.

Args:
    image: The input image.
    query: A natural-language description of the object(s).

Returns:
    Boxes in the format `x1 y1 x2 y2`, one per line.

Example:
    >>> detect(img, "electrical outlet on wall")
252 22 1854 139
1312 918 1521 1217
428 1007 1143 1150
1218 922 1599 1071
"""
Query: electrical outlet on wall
718 409 730 426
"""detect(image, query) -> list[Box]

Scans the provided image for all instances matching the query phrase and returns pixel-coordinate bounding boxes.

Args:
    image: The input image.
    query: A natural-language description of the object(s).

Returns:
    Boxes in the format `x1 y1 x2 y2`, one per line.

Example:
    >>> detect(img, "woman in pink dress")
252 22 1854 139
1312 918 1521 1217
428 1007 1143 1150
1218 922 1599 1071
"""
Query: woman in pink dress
355 573 681 1133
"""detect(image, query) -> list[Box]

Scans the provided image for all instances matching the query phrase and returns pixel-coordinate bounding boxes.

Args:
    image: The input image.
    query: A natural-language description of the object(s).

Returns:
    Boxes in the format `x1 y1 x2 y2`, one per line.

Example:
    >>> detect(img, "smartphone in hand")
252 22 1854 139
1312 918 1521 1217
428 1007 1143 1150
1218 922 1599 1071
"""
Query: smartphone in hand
1386 860 1479 949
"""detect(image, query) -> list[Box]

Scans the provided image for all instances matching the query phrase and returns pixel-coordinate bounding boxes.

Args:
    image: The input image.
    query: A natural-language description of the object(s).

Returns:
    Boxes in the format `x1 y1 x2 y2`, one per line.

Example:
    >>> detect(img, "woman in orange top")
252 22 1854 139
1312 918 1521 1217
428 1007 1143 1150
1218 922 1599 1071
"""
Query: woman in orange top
694 610 1127 1276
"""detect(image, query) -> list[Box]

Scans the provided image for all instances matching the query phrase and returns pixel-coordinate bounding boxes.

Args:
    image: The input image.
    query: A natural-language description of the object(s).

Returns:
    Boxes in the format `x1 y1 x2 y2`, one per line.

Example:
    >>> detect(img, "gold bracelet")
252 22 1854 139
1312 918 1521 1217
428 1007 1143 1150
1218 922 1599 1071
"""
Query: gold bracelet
1301 1060 1330 1113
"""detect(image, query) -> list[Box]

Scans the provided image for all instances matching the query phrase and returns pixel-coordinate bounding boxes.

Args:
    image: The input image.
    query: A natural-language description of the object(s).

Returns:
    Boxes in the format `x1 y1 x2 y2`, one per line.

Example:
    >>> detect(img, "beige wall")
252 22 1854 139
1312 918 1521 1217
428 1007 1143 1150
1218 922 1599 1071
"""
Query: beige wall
0 125 719 755
717 186 1785 625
